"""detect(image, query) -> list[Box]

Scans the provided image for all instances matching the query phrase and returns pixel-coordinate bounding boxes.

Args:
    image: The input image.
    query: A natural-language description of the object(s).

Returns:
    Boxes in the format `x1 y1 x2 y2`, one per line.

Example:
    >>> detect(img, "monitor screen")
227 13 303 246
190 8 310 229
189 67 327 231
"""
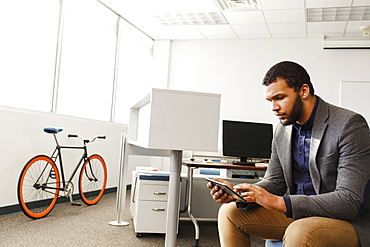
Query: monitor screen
222 120 273 165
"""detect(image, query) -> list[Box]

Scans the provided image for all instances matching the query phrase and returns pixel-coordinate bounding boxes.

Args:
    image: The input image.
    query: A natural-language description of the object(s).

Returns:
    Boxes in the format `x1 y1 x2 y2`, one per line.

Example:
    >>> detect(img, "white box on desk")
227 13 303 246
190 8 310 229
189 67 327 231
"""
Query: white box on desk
128 88 221 151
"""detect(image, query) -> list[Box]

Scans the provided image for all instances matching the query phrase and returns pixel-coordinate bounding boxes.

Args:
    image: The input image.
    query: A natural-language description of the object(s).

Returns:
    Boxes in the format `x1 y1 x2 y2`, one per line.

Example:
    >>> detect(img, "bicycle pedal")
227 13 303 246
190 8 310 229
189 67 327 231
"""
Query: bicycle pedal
71 202 81 206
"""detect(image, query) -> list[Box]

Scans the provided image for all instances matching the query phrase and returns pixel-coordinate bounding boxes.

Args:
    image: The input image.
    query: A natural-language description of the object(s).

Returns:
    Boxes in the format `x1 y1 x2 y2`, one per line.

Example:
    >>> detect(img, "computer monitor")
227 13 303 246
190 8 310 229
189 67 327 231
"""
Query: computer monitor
222 120 273 165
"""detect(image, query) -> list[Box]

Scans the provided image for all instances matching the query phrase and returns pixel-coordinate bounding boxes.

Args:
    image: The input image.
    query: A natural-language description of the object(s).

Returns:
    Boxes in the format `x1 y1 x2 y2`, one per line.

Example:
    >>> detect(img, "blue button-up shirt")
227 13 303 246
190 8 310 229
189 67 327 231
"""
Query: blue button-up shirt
291 118 316 195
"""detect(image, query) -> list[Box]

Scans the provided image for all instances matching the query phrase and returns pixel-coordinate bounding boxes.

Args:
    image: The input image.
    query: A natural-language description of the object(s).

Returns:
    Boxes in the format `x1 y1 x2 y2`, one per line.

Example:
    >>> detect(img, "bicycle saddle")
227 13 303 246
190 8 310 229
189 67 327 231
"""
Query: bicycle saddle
43 127 63 134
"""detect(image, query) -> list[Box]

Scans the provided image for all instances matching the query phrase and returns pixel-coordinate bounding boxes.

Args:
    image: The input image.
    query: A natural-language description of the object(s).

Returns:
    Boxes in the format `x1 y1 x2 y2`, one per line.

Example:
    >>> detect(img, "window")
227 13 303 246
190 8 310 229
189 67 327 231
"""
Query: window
0 0 59 111
0 0 154 123
56 0 118 121
113 20 154 124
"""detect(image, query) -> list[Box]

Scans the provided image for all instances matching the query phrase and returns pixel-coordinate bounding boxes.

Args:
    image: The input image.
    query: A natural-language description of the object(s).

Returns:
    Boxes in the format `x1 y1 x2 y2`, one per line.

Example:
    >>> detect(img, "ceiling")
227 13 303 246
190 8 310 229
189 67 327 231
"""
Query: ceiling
100 0 370 40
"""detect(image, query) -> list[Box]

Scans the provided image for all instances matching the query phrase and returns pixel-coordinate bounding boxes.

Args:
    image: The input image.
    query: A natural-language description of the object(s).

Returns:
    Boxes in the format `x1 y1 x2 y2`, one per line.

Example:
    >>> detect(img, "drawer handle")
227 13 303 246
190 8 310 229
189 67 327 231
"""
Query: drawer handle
153 191 166 195
152 208 165 211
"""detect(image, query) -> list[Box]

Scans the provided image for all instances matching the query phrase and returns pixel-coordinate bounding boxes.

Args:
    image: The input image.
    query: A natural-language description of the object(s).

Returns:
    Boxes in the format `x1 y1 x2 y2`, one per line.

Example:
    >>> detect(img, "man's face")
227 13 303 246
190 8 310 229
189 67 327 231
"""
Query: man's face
264 79 303 126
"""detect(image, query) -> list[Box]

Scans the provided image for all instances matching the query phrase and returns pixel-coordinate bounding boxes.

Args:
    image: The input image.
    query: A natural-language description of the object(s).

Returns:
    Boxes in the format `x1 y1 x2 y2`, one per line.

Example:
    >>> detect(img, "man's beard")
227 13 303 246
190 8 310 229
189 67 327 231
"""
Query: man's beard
281 94 303 126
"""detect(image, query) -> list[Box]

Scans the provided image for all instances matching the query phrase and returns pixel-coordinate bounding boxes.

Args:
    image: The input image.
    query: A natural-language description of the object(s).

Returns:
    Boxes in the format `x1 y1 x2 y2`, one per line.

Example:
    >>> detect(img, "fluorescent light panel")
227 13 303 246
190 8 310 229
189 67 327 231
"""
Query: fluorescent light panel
156 12 228 25
215 0 261 12
308 6 370 22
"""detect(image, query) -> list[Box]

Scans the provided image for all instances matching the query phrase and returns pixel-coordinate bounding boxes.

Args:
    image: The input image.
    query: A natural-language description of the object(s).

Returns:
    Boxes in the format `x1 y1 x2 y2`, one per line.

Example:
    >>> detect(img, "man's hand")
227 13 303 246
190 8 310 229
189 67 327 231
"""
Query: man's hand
207 178 236 204
234 183 286 213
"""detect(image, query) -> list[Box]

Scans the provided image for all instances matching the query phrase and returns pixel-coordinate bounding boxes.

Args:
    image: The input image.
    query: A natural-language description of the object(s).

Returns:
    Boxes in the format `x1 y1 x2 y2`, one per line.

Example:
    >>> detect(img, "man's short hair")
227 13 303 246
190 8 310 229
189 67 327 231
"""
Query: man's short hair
262 61 315 95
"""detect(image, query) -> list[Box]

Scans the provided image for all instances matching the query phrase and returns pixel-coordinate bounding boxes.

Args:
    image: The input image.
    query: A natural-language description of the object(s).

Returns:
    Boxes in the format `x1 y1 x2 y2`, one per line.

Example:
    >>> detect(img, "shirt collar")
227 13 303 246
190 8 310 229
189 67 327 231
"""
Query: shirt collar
293 96 319 131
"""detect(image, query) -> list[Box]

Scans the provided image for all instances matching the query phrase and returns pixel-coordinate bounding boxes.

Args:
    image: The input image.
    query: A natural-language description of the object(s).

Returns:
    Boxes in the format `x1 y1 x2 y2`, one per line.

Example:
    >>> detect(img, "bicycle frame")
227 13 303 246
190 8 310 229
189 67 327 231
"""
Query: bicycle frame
47 133 91 192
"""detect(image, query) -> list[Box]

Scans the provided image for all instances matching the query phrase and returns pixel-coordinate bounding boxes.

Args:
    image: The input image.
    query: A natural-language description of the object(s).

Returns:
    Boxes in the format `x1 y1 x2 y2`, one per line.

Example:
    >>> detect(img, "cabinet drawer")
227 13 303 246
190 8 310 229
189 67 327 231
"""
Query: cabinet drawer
134 201 167 233
138 184 169 201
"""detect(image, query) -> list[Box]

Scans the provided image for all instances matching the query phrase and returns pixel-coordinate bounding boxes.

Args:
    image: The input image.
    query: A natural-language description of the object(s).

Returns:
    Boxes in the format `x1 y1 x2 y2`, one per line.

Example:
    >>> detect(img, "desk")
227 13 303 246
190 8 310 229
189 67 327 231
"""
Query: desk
181 161 267 247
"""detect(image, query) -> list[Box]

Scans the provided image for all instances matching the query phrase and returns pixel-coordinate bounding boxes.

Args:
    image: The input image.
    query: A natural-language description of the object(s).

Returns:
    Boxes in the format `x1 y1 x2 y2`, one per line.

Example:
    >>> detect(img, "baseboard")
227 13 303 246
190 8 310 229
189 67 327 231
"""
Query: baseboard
0 187 119 217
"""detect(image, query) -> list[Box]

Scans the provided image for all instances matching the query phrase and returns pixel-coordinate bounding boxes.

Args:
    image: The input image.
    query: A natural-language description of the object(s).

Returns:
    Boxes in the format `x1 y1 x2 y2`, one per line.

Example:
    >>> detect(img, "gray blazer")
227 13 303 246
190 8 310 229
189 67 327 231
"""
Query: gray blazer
256 97 370 246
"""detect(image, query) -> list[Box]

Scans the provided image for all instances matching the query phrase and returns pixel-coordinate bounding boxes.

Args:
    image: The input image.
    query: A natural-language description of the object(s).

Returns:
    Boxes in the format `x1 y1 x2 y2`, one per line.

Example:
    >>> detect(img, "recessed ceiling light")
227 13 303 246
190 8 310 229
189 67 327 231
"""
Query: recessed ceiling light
307 6 370 22
155 12 228 25
214 0 261 12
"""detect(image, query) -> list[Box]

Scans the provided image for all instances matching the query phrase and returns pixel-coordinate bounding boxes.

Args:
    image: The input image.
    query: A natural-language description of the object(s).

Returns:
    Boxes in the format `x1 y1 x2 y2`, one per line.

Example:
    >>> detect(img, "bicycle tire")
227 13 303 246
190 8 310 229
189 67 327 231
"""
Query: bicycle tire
79 154 107 205
17 155 60 219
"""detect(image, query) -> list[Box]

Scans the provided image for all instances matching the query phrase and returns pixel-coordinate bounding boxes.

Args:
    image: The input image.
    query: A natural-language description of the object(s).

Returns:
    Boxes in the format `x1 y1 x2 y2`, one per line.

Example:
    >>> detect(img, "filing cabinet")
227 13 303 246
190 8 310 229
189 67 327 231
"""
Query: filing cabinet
130 171 179 237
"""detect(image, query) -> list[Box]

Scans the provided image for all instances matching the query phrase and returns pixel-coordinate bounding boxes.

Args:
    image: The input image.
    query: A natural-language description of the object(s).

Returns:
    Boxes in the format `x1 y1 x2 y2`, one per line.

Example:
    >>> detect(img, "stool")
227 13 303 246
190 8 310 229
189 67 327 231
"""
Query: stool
265 240 283 247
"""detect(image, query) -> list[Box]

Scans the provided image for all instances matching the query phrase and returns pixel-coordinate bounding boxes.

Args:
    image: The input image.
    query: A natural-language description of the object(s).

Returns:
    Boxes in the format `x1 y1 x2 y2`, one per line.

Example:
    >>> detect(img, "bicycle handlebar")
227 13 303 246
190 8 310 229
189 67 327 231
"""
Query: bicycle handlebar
68 133 106 143
90 136 106 142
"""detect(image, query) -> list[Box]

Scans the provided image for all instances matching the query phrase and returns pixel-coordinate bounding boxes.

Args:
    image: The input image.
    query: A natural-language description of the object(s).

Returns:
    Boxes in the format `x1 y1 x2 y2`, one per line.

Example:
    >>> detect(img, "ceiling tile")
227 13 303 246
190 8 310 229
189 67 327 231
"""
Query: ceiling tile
231 23 270 35
268 22 306 34
258 0 304 10
222 11 266 24
307 22 346 36
196 25 237 36
145 0 221 15
307 21 346 34
166 26 206 39
306 0 353 8
353 0 370 6
263 9 306 23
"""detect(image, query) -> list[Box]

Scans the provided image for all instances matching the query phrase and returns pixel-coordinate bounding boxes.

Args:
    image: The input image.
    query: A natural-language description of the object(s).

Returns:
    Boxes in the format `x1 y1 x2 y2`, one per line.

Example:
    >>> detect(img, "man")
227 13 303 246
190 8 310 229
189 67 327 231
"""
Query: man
208 61 370 247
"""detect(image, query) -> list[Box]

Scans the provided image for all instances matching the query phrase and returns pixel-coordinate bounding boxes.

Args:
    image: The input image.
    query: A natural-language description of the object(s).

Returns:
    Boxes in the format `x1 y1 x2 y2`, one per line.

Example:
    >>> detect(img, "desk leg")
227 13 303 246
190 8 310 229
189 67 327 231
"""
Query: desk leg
109 133 129 227
165 150 182 247
187 167 200 247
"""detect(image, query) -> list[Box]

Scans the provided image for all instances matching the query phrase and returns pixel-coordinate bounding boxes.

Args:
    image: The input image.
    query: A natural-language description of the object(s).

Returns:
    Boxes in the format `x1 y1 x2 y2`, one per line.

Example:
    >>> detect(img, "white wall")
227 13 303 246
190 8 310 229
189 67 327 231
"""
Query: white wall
0 106 127 208
167 37 370 127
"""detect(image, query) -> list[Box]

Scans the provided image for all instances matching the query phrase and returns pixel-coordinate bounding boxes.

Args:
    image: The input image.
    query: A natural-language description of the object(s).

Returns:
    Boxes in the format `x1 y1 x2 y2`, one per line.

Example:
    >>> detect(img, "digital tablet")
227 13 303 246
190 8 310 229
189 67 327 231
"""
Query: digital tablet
205 178 247 203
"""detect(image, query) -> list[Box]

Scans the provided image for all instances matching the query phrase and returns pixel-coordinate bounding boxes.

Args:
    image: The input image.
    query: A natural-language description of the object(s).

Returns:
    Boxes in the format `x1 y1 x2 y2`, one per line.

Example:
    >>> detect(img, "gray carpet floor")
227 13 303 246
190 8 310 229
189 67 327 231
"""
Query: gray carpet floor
0 191 265 247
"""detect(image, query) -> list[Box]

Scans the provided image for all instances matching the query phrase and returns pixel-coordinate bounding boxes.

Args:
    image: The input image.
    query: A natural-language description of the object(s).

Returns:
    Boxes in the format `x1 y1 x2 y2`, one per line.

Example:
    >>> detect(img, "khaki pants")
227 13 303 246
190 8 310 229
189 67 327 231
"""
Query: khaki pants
218 203 360 247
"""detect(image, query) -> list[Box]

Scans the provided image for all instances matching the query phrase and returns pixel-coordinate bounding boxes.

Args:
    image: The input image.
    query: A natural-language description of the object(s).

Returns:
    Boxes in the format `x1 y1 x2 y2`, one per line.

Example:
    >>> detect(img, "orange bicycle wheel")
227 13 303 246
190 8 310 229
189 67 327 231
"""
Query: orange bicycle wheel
79 154 107 205
17 155 60 219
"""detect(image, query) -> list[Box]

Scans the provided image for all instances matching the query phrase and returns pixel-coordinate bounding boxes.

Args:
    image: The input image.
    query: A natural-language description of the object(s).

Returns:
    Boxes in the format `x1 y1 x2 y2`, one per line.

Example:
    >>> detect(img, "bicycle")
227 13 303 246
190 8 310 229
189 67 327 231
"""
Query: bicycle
17 127 107 219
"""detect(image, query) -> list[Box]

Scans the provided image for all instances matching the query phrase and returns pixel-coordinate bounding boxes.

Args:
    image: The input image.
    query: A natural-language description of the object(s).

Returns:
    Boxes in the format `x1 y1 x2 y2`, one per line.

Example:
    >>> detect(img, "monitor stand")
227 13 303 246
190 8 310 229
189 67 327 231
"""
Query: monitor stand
232 161 255 166
232 157 255 166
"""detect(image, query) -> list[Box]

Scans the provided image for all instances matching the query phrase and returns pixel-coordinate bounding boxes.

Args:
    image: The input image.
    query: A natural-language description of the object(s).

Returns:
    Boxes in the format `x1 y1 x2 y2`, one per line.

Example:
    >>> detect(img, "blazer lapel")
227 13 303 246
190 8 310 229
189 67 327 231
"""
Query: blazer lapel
310 97 329 194
279 124 295 191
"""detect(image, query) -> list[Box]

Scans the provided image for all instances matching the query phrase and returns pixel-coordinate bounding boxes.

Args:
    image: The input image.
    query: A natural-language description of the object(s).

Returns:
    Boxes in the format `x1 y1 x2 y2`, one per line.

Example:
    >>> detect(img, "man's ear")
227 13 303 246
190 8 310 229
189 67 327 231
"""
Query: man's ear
300 84 310 99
